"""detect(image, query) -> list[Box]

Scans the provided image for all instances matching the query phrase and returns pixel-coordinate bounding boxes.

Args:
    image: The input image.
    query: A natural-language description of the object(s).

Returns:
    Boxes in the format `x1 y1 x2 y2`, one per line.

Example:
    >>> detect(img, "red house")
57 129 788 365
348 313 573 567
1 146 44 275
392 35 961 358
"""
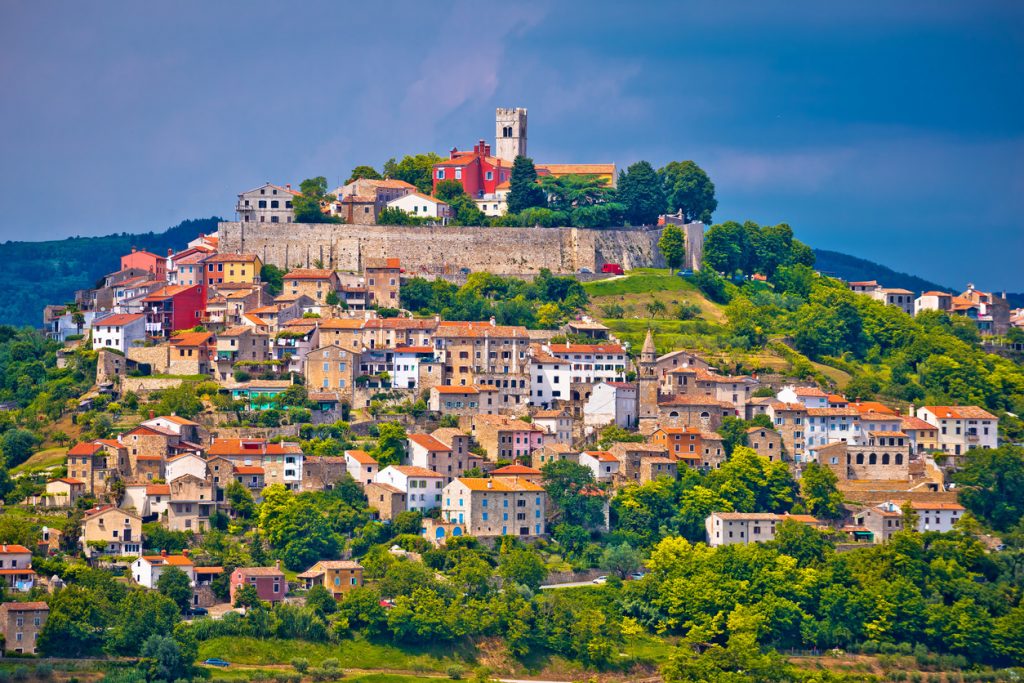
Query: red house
230 564 286 604
121 248 167 280
142 285 205 339
432 140 512 198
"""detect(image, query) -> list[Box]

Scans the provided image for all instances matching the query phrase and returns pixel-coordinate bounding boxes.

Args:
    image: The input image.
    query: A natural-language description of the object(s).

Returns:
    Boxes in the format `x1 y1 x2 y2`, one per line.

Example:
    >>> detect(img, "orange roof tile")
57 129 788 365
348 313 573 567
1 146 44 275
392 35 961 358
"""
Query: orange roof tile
345 450 377 465
95 313 145 327
491 464 542 475
146 485 171 495
141 554 193 566
922 406 998 420
455 477 544 492
389 465 444 478
408 433 451 452
548 343 625 355
283 269 336 281
0 545 32 554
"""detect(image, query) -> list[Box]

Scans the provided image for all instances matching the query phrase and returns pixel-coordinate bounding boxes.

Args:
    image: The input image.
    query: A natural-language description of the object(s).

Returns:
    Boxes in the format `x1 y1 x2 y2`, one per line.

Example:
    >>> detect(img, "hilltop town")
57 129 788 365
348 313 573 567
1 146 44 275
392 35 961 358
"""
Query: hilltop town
3 108 1024 682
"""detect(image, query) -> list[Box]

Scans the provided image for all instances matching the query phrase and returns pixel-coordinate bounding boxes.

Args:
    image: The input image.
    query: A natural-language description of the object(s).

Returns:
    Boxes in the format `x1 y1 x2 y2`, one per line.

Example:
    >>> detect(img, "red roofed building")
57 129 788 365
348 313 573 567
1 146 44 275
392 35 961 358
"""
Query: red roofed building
121 248 167 279
230 563 287 604
92 313 147 352
142 284 205 338
432 140 512 199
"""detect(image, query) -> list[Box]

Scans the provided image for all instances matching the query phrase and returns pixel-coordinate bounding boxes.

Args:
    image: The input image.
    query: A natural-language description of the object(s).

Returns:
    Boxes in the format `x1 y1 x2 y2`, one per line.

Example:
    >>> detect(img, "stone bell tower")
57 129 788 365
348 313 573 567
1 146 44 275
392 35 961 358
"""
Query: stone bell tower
637 328 660 435
495 107 528 162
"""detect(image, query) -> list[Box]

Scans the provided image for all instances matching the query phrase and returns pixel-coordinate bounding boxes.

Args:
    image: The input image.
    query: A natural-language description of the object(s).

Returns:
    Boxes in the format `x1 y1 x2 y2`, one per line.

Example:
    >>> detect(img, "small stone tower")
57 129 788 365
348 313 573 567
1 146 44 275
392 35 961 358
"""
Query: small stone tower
637 328 660 434
495 107 528 161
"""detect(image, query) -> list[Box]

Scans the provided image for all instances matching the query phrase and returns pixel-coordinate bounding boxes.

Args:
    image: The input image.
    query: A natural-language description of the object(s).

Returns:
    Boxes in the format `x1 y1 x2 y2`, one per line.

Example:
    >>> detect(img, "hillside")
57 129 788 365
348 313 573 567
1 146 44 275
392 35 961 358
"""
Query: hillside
814 248 1024 307
0 216 223 326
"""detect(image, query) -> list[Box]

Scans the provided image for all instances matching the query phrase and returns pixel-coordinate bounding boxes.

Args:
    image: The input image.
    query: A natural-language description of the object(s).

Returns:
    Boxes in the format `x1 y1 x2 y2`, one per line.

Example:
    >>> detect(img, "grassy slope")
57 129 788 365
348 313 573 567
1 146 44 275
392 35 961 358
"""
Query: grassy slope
0 216 222 326
11 447 67 476
197 636 464 671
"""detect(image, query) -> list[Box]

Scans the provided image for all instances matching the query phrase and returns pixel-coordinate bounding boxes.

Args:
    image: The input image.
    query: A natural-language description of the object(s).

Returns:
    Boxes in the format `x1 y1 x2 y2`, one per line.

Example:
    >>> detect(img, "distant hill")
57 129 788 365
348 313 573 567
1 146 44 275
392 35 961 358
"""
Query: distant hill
0 217 222 327
813 249 1024 308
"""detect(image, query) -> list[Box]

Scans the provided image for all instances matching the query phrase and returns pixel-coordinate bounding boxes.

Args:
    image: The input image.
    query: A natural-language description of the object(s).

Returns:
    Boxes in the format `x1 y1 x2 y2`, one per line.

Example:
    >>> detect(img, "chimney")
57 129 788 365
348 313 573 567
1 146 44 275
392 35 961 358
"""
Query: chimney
131 247 137 253
450 146 458 158
486 480 492 489
168 248 173 256
275 559 281 570
182 548 190 557
908 403 915 417
161 549 167 557
285 184 291 190
489 316 496 327
150 410 155 419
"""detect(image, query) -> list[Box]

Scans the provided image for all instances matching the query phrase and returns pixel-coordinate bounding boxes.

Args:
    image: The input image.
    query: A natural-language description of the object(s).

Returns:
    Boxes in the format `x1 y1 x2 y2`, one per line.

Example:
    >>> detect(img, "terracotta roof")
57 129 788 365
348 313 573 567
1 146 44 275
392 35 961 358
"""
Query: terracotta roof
362 318 437 330
901 416 937 431
473 414 542 430
769 401 807 411
582 450 618 462
345 450 377 465
430 428 468 444
870 431 908 438
388 466 444 478
711 512 783 521
793 387 827 397
548 343 625 355
0 545 32 554
234 466 265 475
234 566 284 577
136 455 164 461
141 554 193 566
283 269 336 281
194 567 225 574
434 385 479 394
68 442 104 456
491 464 542 475
206 439 301 456
806 407 861 417
393 346 433 354
745 426 779 434
828 394 848 404
142 285 197 301
436 321 529 338
365 257 403 270
170 331 213 347
850 401 899 415
95 313 145 327
848 280 878 287
145 485 171 495
1 602 48 611
532 410 568 419
318 318 364 330
366 482 403 494
922 406 998 420
204 253 260 263
50 477 85 485
0 569 36 576
910 501 965 511
408 433 451 452
455 477 544 492
535 163 616 177
300 560 362 574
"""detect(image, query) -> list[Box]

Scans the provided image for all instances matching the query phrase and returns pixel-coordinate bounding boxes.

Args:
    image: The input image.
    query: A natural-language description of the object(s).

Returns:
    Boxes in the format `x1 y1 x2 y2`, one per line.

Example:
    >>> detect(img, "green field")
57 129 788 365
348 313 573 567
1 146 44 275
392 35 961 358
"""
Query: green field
11 447 67 476
197 636 468 671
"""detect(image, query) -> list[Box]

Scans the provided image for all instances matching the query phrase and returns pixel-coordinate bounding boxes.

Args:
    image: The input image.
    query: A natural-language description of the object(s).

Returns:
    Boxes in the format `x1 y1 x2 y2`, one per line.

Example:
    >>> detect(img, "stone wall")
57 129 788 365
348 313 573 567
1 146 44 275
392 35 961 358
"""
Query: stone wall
218 222 666 275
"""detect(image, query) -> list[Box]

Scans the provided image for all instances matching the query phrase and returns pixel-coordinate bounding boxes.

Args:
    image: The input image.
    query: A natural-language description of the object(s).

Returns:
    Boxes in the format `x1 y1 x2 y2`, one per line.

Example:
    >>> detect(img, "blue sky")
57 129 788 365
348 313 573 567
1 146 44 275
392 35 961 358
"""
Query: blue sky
1 1 1022 288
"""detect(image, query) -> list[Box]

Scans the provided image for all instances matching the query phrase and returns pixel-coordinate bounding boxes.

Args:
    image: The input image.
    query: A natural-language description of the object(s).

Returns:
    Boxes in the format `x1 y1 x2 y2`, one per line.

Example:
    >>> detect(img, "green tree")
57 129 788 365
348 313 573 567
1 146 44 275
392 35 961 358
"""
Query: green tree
382 153 444 194
305 584 338 617
225 479 256 519
599 542 643 578
107 589 181 655
657 224 686 271
506 156 546 214
617 161 665 226
434 179 467 202
156 566 193 612
799 462 845 519
39 586 110 657
541 460 606 528
346 165 382 183
770 518 834 564
539 174 614 211
1 428 38 469
260 264 286 295
293 176 341 224
659 160 718 224
953 445 1024 531
140 634 190 682
325 289 340 306
233 583 261 608
498 548 547 590
372 422 407 467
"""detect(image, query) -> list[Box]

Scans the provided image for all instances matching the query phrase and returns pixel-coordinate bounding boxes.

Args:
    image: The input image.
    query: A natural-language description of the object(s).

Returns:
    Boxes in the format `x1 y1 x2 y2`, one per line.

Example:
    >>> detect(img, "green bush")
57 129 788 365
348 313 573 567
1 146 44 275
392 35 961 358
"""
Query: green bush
447 664 466 680
291 658 309 673
34 664 54 680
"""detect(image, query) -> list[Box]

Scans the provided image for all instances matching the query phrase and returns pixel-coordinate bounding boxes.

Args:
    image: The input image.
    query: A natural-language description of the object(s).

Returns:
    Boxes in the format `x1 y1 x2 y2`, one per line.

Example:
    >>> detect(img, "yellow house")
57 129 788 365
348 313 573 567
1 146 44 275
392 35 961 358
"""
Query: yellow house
204 253 264 285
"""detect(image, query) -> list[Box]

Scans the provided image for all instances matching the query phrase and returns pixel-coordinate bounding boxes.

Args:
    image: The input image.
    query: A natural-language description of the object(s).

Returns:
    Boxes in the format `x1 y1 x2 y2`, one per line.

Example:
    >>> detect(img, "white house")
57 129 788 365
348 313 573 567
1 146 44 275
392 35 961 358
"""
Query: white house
386 192 449 221
344 450 378 486
48 310 100 342
802 407 862 449
91 313 146 353
583 381 637 430
579 450 620 482
375 465 445 513
131 551 195 589
532 409 573 445
776 385 828 409
876 500 965 533
392 346 434 389
529 349 571 407
236 182 299 224
165 453 208 483
546 343 628 385
917 406 998 457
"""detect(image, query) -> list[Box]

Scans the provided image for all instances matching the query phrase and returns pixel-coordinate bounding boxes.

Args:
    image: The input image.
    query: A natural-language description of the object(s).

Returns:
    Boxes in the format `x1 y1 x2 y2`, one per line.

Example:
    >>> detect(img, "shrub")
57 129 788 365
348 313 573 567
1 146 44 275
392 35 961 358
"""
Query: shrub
291 658 309 673
10 667 28 682
34 664 53 680
447 664 466 680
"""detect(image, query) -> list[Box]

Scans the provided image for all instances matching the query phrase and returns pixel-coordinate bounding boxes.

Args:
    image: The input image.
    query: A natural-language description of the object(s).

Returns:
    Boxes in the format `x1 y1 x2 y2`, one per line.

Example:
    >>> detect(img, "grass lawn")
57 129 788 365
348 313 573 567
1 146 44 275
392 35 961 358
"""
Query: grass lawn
583 268 693 297
12 447 67 476
197 636 470 671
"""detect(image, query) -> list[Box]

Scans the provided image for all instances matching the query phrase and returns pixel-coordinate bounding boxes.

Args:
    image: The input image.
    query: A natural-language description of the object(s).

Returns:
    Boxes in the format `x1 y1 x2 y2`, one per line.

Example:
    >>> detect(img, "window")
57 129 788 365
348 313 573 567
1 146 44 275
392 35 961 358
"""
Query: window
436 169 444 179
455 168 462 180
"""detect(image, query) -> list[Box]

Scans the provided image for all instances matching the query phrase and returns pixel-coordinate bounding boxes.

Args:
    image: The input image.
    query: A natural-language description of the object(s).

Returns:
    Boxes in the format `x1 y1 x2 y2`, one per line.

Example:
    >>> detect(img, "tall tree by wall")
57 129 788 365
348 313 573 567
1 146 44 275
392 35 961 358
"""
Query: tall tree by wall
659 160 718 224
617 161 666 226
346 166 382 183
293 176 341 224
382 153 443 194
507 156 547 215
658 225 686 271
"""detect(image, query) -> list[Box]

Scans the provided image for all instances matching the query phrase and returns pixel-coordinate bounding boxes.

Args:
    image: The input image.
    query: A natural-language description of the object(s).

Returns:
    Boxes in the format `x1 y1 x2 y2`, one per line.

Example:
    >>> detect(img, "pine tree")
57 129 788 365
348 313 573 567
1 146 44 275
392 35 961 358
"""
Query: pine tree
507 156 547 214
618 161 666 226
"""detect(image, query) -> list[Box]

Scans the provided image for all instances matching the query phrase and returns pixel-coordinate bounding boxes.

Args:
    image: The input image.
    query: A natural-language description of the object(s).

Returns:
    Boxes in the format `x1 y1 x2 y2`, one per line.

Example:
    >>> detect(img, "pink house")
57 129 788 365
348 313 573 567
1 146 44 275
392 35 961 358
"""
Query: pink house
229 563 286 604
121 248 167 279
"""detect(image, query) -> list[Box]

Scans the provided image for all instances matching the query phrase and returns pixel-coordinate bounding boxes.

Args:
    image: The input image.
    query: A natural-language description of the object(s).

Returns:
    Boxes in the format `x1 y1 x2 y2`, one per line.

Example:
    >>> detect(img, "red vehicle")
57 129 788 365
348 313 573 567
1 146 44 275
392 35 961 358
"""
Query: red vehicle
601 263 624 275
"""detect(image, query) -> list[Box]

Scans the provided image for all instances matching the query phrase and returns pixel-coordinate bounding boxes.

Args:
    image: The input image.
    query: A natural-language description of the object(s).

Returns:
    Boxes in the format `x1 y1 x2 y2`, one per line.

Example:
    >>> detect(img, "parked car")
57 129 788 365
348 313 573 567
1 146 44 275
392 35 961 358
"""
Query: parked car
592 575 608 584
186 606 208 617
578 267 594 274
628 572 646 580
601 263 624 275
677 269 693 277
203 658 230 667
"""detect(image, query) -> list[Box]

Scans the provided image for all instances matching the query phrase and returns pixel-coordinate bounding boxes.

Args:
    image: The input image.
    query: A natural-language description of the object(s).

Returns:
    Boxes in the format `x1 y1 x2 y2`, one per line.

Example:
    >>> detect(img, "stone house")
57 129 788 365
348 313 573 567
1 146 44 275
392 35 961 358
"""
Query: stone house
607 442 672 483
364 257 402 308
80 506 143 558
296 560 363 599
166 474 217 532
746 427 784 461
0 602 48 654
648 427 726 469
705 512 821 547
375 466 445 513
441 476 546 538
429 385 499 416
434 320 530 389
235 182 299 224
365 482 406 521
471 414 545 462
656 396 735 432
530 443 579 469
215 326 271 380
531 409 573 445
304 345 356 398
301 456 348 491
579 450 620 482
282 269 342 303
66 441 119 497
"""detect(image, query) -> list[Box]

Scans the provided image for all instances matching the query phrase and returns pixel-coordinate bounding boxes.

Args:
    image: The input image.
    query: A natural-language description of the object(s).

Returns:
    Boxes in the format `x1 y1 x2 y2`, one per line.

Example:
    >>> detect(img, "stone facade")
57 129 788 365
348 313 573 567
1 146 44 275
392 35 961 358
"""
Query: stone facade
218 222 666 275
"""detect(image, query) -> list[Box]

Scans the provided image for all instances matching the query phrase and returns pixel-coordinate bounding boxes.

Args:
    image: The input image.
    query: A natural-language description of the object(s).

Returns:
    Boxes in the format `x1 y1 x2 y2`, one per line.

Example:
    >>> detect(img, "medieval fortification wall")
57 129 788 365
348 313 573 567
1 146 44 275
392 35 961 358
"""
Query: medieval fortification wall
217 222 668 275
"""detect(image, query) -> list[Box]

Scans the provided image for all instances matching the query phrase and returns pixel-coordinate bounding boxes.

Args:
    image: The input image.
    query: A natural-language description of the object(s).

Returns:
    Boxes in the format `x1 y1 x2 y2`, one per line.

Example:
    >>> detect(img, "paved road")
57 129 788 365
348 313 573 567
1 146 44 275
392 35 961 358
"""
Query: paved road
539 579 601 589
